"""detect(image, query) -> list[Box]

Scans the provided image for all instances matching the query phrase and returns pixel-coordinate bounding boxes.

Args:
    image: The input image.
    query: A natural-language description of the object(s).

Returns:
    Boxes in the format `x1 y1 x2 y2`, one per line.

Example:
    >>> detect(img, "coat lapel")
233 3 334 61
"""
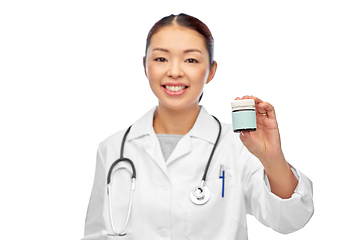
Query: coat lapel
166 106 219 165
127 107 169 178
126 106 219 178
142 128 169 177
166 134 192 165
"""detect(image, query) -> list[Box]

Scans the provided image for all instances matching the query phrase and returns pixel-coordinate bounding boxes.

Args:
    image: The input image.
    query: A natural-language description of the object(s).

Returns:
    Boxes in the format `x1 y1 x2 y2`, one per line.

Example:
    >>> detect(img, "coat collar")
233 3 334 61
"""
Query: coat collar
127 106 220 144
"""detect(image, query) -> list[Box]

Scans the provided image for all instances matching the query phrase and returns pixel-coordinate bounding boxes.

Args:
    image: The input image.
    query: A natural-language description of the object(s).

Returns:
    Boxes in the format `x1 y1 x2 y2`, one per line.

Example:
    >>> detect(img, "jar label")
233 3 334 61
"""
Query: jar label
232 110 257 131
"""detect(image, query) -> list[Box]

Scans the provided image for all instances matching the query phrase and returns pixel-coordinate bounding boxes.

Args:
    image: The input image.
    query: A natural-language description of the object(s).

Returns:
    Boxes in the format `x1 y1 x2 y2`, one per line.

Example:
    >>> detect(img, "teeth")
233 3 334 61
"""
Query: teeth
165 85 186 92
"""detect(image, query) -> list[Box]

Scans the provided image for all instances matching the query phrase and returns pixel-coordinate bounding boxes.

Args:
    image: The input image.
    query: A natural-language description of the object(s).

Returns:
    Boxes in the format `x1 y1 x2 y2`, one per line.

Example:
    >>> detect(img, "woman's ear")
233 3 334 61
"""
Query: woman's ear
143 56 148 77
206 60 217 84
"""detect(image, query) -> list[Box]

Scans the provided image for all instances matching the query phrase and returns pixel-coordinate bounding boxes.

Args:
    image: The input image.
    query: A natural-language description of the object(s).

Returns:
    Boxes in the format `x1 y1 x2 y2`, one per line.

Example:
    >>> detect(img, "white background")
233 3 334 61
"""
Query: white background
1 0 359 239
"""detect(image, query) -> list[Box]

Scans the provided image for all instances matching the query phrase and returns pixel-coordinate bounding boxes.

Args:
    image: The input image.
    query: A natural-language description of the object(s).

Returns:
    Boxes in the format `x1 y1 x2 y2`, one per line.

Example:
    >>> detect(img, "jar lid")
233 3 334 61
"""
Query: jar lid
231 99 255 110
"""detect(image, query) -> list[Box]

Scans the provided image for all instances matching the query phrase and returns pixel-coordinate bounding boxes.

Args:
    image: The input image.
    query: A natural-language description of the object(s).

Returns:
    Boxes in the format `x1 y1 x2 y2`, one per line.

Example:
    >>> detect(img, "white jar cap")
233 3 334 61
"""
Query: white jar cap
231 99 255 110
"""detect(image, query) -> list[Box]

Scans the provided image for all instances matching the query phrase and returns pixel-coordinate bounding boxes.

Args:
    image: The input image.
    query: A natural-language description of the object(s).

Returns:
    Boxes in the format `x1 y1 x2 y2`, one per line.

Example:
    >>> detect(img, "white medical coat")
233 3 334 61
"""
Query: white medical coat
84 106 314 240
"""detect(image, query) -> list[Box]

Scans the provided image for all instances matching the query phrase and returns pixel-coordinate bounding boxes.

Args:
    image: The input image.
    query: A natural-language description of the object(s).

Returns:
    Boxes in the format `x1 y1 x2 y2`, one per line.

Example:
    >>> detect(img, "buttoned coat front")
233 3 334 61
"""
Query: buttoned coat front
83 107 314 240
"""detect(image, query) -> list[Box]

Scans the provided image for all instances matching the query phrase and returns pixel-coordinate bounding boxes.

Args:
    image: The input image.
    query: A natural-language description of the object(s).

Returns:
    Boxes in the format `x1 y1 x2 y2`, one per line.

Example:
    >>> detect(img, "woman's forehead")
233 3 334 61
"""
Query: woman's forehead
148 25 207 51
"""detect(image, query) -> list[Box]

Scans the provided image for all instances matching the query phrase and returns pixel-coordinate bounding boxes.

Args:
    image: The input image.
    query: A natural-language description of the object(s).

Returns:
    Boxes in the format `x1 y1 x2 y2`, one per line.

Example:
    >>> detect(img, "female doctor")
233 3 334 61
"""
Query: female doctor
83 13 314 240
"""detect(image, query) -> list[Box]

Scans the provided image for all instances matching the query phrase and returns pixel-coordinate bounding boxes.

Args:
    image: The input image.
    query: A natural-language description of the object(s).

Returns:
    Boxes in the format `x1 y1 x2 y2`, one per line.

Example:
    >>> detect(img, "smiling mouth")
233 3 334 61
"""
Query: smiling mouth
163 85 188 92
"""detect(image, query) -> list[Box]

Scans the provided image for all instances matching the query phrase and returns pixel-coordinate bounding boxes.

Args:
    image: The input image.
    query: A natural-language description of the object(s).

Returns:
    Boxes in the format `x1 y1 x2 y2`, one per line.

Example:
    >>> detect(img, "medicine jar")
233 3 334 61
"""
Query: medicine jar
231 99 257 132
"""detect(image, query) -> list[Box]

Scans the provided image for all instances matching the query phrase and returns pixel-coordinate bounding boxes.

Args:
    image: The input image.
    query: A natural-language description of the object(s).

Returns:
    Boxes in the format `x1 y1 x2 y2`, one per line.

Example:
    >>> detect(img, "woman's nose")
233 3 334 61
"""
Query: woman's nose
167 61 184 78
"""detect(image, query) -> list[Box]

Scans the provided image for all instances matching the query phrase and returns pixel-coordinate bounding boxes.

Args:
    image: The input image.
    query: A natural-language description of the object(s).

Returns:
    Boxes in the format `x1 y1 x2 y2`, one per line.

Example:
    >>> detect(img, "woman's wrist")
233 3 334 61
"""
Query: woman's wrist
263 157 299 199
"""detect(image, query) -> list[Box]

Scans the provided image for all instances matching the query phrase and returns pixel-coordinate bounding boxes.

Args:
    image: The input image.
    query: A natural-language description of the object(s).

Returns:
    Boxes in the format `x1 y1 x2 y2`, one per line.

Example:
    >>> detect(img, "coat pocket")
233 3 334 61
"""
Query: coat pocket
185 169 246 240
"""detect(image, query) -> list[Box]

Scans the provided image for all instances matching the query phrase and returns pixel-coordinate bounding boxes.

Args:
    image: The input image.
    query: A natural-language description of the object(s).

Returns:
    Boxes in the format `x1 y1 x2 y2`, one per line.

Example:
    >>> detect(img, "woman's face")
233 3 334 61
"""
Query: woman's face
144 25 217 111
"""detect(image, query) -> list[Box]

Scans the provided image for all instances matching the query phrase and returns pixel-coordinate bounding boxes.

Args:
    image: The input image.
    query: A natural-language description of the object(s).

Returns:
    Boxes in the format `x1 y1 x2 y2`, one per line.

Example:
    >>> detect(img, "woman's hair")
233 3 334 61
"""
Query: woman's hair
144 13 214 67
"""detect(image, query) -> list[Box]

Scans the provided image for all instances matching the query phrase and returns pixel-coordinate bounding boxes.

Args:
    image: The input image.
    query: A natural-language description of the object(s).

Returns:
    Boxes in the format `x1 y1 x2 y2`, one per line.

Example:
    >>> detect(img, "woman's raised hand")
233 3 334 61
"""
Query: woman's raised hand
236 96 284 168
236 96 298 199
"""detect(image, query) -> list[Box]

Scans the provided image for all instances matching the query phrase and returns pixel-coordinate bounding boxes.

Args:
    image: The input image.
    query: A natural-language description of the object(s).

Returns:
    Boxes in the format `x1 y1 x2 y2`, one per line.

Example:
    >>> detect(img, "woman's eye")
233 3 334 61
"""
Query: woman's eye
155 57 167 62
186 58 198 63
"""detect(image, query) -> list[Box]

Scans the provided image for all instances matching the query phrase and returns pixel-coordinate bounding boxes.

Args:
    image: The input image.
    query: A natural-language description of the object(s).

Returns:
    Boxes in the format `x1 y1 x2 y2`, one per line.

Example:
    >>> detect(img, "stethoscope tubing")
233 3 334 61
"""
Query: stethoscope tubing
201 116 221 182
107 177 135 236
107 125 135 236
106 115 222 233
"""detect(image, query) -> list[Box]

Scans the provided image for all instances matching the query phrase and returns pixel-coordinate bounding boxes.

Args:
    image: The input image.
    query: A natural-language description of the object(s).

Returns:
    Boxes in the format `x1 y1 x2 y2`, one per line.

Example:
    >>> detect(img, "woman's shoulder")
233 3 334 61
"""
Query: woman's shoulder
218 121 254 156
219 121 238 142
99 107 157 149
98 128 128 152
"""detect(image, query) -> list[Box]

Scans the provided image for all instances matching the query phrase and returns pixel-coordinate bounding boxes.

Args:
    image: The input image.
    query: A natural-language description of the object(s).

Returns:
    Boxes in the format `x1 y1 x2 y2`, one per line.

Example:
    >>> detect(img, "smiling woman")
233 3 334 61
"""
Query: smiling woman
82 13 314 240
142 14 216 108
143 20 217 134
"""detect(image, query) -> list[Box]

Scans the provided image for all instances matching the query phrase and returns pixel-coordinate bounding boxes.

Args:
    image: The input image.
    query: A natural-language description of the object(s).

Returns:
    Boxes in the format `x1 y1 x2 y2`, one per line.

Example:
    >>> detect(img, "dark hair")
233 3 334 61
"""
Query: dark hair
145 13 214 67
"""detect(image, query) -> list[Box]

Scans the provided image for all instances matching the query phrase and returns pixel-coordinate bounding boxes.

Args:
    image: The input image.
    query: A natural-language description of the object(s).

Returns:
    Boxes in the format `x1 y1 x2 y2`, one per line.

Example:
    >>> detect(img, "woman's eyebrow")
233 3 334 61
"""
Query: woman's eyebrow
152 48 202 54
184 49 202 53
153 48 169 52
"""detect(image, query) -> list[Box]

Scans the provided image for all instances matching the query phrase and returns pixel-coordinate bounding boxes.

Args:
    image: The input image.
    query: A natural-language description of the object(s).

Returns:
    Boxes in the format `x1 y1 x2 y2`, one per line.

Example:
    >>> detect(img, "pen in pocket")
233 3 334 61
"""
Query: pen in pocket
219 164 225 198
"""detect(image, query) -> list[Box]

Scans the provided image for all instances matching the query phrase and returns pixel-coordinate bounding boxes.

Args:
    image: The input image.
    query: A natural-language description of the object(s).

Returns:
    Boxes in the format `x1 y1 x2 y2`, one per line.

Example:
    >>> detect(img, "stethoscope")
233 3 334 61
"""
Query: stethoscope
106 116 221 236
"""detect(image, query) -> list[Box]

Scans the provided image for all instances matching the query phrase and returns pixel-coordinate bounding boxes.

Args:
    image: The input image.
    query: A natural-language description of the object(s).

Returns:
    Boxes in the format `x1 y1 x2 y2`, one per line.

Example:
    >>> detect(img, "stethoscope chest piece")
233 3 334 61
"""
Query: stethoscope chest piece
190 183 211 205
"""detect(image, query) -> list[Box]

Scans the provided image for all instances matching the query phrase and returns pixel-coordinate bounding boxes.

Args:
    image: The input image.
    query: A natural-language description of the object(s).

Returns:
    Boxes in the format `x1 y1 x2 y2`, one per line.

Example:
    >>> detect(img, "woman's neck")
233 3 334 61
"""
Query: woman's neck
153 104 201 135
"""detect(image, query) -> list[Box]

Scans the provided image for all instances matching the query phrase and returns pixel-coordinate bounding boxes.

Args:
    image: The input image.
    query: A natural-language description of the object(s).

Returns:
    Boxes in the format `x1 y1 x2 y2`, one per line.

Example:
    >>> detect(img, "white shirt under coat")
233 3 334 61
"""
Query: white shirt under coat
83 106 314 240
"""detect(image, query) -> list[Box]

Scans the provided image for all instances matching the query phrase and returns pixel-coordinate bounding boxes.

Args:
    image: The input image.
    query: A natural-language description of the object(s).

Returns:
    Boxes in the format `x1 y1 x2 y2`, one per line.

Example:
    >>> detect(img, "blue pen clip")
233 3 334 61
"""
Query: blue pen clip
219 164 225 198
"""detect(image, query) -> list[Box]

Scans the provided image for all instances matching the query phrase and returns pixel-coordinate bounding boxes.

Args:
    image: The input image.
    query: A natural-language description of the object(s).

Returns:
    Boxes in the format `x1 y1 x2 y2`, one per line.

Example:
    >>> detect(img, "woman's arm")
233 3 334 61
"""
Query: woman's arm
84 145 107 236
237 96 298 199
